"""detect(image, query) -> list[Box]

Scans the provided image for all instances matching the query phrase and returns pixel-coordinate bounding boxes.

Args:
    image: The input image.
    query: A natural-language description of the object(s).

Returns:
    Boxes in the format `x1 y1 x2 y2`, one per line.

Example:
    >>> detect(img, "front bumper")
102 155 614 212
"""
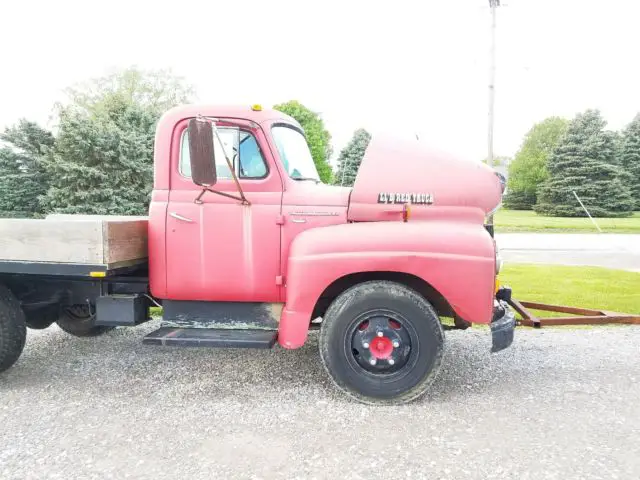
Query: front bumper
490 296 516 353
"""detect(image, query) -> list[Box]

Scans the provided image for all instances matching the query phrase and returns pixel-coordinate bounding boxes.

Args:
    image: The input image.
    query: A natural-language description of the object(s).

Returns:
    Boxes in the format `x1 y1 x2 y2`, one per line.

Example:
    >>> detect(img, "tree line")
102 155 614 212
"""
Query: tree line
0 67 370 218
10 66 635 220
504 110 640 217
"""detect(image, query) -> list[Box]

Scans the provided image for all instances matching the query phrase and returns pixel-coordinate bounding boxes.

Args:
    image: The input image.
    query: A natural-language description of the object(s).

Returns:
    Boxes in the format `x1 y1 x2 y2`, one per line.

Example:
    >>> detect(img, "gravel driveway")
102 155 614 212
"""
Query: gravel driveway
2 321 640 480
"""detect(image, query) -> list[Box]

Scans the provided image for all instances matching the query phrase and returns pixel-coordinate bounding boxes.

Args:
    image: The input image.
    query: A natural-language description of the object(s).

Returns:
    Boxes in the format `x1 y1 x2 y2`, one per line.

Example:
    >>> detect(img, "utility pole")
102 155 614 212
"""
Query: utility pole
486 0 500 226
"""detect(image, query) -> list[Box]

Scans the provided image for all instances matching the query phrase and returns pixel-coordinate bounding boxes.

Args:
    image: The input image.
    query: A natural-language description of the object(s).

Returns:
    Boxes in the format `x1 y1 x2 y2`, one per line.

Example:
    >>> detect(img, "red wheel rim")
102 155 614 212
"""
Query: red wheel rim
369 336 393 359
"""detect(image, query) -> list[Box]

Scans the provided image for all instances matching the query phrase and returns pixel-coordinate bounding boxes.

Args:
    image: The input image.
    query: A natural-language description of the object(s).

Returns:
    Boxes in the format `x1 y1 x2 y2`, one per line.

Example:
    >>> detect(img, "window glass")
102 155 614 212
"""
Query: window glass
180 127 266 179
272 125 320 182
238 131 267 178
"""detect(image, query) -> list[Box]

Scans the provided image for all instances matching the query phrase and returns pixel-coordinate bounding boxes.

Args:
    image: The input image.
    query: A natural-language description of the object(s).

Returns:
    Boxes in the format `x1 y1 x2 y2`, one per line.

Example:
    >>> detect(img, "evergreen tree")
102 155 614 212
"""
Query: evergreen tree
620 113 640 209
0 120 54 218
535 109 634 217
334 129 371 186
503 190 537 211
503 117 568 210
40 67 193 215
273 100 333 183
41 99 158 215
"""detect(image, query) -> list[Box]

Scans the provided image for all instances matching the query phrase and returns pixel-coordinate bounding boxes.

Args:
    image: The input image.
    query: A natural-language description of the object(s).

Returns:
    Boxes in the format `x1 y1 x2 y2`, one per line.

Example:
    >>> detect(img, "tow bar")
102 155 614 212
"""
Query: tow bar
494 284 640 329
506 299 640 328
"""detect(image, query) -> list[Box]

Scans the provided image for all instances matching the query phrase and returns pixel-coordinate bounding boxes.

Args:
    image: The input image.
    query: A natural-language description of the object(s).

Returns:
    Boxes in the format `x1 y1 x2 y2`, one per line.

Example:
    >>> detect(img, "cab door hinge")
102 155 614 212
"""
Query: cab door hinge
276 214 285 225
275 275 284 286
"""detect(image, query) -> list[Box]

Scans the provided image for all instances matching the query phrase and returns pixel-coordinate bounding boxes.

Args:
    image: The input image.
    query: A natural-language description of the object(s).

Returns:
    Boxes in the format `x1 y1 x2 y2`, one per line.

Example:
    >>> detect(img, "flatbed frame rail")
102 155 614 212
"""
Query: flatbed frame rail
508 299 640 328
0 260 147 278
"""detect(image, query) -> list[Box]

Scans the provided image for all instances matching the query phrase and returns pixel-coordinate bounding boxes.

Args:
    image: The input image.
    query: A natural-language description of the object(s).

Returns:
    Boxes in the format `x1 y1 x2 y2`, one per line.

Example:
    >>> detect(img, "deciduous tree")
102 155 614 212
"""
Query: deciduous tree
273 100 333 183
503 117 568 210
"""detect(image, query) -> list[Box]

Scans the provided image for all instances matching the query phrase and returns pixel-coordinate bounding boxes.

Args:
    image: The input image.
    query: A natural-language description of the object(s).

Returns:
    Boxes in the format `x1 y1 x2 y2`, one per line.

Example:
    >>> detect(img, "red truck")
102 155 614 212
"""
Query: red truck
0 104 514 404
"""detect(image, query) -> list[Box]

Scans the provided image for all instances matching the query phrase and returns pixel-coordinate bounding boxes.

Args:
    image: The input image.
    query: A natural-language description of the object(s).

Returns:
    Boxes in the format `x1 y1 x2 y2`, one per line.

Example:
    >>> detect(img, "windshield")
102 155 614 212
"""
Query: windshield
271 125 320 182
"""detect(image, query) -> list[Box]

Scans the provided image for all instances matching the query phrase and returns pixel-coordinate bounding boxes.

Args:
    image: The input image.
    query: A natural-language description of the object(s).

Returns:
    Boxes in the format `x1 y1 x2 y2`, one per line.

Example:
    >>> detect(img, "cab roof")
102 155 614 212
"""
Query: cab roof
157 103 302 130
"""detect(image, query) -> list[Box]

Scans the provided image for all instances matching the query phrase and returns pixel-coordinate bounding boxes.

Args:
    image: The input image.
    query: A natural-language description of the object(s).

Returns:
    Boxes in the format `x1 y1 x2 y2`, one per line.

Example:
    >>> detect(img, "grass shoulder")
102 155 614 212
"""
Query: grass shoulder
495 210 640 233
499 263 640 323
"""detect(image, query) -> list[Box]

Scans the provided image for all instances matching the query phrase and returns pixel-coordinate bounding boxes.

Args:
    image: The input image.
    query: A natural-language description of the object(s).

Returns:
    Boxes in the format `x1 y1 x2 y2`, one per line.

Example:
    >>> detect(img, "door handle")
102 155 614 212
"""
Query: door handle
169 212 194 223
291 218 306 223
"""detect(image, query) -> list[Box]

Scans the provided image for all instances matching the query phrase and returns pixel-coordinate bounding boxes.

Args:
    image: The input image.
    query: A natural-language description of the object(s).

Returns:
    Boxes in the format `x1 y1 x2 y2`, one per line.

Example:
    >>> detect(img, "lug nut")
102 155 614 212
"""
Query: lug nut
369 358 377 366
377 331 384 337
363 342 369 348
388 359 395 365
392 341 400 348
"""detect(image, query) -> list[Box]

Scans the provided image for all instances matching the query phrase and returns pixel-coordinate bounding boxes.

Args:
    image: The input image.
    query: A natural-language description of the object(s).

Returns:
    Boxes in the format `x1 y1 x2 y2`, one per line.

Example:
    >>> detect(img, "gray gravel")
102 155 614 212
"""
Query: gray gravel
2 321 640 480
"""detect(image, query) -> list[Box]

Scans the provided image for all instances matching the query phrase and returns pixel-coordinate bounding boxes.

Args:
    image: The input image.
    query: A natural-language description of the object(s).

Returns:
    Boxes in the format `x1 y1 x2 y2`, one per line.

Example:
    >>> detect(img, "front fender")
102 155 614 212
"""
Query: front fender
278 220 496 349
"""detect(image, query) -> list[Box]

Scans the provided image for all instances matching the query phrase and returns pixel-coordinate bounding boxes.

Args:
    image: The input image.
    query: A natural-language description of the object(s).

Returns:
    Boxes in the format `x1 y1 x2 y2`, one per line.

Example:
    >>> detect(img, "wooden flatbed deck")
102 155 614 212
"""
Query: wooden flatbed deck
0 215 148 276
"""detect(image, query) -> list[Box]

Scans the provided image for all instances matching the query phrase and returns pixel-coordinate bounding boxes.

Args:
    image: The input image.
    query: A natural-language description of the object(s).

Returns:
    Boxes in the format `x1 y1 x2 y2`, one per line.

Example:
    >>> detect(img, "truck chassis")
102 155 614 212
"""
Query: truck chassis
0 258 516 405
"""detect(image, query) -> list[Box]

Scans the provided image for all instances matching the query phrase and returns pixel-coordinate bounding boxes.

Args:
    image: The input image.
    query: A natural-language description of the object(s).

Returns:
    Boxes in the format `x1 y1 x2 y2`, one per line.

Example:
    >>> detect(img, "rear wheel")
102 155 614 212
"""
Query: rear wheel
319 281 445 405
0 284 27 373
57 304 114 337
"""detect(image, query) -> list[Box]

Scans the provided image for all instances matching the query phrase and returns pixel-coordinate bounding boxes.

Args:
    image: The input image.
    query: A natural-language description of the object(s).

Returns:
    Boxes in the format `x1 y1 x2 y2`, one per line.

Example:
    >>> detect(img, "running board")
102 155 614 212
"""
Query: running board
142 327 277 349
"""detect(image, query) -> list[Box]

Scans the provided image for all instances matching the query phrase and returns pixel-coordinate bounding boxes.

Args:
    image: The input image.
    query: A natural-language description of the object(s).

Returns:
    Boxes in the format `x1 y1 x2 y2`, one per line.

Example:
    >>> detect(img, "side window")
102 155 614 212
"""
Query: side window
179 127 267 180
238 131 267 178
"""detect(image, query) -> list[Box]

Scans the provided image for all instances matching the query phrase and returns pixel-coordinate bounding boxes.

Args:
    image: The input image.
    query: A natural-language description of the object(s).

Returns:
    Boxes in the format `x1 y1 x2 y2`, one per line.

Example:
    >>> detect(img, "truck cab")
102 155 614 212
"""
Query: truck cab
0 103 515 405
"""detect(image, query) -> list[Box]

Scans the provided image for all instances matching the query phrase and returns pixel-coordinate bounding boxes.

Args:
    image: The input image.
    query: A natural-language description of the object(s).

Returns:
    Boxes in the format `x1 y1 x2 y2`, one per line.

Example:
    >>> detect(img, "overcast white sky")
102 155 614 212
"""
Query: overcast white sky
1 0 639 164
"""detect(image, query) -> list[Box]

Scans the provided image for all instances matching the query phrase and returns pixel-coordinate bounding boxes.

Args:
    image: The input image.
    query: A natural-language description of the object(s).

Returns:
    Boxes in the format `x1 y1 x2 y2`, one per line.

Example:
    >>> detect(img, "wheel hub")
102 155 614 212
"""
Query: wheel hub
350 315 412 373
369 336 393 359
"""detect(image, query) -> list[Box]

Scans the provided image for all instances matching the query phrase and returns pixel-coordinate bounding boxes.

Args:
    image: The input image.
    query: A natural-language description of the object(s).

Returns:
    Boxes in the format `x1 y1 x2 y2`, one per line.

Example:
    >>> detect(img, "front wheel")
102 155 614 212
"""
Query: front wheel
319 281 445 405
57 305 114 337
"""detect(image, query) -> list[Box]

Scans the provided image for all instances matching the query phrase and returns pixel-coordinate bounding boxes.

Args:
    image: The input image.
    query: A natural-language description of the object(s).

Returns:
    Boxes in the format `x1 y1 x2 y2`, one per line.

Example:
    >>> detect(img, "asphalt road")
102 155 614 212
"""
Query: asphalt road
496 233 640 272
2 321 640 479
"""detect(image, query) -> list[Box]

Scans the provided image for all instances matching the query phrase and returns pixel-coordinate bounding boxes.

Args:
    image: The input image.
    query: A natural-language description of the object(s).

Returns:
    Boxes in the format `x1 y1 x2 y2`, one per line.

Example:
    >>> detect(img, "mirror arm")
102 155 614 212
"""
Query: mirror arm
210 122 251 206
194 188 249 205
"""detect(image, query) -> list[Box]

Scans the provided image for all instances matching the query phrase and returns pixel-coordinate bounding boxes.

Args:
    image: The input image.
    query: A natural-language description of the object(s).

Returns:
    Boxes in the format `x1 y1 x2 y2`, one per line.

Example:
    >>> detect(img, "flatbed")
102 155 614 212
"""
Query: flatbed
0 215 148 269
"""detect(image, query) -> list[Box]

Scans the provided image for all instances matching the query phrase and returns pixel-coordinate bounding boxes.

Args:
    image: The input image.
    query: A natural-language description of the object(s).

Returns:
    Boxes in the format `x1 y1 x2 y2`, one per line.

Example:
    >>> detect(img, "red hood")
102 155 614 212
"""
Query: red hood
347 135 502 222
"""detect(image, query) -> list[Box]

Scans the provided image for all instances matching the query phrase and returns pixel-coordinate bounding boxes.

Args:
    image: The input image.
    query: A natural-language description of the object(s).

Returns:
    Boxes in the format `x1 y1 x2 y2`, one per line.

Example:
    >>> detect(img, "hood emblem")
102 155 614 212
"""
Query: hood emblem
378 192 434 205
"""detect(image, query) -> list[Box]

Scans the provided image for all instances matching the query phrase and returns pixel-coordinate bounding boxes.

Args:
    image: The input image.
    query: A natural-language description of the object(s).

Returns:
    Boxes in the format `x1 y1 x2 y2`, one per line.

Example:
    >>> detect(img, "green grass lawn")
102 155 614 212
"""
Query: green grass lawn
494 209 640 233
500 264 640 318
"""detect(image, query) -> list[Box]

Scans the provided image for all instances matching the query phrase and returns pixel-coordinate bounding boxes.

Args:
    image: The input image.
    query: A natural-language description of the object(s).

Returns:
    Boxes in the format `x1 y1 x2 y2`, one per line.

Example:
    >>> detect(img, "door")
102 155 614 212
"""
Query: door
165 121 283 302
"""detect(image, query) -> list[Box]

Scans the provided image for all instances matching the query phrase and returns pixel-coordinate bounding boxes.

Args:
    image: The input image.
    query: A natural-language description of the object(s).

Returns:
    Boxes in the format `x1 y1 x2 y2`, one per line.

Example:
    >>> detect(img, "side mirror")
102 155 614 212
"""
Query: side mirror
187 118 217 186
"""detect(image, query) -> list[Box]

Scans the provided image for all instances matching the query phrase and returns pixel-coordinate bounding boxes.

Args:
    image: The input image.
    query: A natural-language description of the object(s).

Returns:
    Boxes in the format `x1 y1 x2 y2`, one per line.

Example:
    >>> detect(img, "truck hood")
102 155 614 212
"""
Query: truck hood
347 135 503 222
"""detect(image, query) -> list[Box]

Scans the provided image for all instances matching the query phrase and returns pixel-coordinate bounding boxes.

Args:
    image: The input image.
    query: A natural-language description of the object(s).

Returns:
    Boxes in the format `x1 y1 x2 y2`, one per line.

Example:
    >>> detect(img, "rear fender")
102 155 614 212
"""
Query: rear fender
278 220 496 349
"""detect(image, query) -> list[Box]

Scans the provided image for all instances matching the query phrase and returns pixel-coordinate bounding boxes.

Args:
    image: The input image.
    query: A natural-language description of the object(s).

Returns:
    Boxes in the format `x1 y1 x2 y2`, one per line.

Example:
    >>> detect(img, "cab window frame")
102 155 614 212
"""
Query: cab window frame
178 125 269 181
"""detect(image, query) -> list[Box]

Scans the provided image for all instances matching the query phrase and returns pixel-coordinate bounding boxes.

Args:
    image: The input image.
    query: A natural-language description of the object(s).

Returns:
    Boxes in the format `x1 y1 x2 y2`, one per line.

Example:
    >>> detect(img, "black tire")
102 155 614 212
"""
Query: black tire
319 281 445 405
0 284 27 373
56 304 114 337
